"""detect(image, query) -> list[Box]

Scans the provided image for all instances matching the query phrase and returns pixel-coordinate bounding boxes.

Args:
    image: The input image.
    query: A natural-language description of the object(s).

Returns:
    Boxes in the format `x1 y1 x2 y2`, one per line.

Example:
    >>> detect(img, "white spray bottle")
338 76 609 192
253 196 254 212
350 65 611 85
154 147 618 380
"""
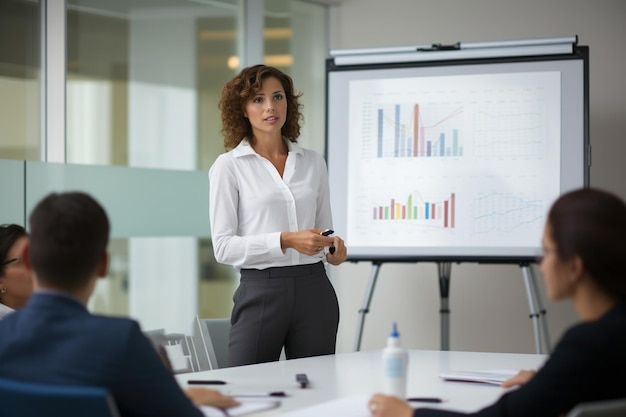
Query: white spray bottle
383 322 409 398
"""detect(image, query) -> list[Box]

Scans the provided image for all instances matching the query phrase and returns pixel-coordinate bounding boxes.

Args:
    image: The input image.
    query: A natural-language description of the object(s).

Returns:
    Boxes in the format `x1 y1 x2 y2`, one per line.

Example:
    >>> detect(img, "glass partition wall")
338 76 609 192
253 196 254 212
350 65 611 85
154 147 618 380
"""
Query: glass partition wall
0 0 328 334
0 0 41 161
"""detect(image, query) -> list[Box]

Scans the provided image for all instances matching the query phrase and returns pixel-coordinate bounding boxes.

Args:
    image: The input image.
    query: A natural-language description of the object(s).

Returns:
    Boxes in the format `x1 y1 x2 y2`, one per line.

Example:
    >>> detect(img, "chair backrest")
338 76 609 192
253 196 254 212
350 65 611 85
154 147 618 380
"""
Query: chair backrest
191 316 231 370
567 398 626 417
144 329 195 373
189 316 285 371
163 332 195 374
0 377 120 417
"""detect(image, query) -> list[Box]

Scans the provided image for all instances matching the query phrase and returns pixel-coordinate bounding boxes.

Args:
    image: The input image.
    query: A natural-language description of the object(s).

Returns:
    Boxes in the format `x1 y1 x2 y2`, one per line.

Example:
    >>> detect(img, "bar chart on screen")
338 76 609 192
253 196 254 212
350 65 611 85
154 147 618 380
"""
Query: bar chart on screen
371 190 456 229
367 101 464 159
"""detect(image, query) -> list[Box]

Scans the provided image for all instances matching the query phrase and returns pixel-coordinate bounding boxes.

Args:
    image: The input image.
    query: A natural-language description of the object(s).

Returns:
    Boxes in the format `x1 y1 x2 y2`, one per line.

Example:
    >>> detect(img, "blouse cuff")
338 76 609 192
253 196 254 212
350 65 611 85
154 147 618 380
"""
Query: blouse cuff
267 232 285 258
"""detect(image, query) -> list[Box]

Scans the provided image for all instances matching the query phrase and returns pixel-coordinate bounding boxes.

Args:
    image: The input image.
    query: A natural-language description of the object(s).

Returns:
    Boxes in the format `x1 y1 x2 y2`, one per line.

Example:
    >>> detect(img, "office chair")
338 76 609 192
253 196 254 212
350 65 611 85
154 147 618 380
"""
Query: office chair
144 328 196 373
192 316 231 370
567 398 626 417
190 316 287 371
0 377 120 417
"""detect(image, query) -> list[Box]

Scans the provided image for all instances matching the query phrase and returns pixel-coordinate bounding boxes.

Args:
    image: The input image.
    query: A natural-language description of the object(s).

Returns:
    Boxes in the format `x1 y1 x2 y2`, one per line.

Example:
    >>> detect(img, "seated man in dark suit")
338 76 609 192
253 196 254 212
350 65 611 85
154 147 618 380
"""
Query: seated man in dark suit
0 191 238 417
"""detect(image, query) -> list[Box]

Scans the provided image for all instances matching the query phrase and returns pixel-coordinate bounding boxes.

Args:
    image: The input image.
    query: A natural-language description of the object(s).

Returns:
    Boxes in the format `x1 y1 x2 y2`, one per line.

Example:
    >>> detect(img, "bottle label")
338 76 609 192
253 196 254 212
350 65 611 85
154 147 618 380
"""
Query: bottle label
385 357 405 378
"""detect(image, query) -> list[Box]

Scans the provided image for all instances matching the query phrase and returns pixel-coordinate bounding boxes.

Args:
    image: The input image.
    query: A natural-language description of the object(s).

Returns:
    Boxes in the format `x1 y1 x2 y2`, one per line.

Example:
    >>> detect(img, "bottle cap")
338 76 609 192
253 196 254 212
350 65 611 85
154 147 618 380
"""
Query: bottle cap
390 322 399 338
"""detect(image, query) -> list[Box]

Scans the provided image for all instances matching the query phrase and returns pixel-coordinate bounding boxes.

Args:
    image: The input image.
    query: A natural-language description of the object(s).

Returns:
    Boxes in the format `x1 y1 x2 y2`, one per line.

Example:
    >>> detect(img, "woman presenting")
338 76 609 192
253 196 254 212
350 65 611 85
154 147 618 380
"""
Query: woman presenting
209 65 347 367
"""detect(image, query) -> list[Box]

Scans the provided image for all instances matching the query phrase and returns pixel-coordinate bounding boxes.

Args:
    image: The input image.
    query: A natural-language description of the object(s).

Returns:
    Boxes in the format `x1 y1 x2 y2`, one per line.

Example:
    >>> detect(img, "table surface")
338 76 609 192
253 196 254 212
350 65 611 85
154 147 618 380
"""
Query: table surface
176 349 546 416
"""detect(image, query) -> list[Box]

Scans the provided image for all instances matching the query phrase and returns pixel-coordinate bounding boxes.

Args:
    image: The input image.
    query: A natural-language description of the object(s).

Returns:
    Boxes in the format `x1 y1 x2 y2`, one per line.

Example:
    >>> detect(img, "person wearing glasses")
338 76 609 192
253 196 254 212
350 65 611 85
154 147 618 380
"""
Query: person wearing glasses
209 65 348 366
368 188 626 417
0 224 32 319
0 193 238 416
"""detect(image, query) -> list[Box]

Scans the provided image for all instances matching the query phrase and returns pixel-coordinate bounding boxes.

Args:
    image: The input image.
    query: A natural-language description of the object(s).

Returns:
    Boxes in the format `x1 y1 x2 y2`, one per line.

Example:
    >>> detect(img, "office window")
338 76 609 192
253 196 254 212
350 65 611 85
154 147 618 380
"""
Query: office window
64 0 327 175
90 237 238 332
197 9 240 171
66 6 129 165
18 0 330 335
92 235 238 334
66 0 241 170
0 0 41 161
63 0 242 333
264 0 327 155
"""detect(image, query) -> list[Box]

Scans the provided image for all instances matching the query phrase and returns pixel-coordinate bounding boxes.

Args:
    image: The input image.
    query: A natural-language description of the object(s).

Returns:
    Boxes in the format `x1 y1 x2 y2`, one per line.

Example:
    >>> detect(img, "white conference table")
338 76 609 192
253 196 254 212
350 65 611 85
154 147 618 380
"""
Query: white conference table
176 349 546 416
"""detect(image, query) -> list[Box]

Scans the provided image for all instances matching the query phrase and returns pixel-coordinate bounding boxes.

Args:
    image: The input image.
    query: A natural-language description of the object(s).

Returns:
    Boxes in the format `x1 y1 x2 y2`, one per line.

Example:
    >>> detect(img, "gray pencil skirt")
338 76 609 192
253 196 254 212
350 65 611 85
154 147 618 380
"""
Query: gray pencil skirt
228 261 340 367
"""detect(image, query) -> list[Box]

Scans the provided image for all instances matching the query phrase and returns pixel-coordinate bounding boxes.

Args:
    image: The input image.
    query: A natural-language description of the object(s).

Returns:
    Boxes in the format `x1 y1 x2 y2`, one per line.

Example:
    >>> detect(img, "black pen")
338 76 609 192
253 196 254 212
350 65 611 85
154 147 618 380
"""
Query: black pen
407 397 444 403
232 391 287 398
187 380 227 385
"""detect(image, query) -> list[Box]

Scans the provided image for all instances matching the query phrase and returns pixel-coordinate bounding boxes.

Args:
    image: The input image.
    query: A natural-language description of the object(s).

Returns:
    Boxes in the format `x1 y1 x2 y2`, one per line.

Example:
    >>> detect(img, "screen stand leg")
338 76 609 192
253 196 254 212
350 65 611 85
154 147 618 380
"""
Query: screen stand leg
438 262 452 351
520 263 551 354
354 261 382 352
528 263 551 353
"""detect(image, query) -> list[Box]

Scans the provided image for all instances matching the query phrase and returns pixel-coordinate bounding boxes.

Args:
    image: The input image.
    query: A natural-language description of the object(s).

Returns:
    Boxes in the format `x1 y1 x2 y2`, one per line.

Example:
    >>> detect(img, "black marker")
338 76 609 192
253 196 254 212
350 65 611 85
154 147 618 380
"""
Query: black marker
407 397 444 403
320 229 336 254
233 391 287 398
417 42 460 52
187 380 227 385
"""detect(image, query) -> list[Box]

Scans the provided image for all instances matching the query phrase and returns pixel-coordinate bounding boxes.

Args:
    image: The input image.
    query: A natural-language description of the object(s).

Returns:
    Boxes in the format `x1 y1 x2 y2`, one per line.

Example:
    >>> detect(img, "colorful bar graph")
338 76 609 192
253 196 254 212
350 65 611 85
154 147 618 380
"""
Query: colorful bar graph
372 192 456 228
375 103 463 158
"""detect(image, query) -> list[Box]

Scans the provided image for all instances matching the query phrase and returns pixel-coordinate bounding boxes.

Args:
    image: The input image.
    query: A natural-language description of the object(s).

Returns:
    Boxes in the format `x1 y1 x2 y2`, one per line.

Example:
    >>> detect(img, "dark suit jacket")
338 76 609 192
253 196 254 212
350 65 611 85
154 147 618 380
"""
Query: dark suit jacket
414 302 626 417
0 292 203 417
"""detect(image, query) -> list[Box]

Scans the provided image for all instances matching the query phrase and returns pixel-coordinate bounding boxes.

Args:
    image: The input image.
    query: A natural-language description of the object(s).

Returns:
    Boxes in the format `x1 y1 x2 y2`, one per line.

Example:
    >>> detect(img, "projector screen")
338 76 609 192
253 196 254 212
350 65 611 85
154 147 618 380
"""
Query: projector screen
326 48 589 262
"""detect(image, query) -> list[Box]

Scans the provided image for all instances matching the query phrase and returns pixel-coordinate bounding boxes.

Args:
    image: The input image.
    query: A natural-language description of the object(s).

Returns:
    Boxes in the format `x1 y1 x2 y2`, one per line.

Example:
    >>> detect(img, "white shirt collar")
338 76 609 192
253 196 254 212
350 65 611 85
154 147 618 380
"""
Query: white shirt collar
0 302 15 319
232 138 304 158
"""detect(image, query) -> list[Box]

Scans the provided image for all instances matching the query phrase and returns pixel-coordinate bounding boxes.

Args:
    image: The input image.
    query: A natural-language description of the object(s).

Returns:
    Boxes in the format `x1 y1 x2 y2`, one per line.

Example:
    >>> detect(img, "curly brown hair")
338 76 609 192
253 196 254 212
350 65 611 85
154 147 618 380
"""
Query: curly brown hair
218 65 303 151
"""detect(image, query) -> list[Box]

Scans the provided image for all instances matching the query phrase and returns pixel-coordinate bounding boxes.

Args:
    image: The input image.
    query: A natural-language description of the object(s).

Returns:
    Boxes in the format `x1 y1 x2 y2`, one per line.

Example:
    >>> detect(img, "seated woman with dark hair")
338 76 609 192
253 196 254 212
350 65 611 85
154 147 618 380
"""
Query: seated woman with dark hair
369 188 626 417
0 224 32 319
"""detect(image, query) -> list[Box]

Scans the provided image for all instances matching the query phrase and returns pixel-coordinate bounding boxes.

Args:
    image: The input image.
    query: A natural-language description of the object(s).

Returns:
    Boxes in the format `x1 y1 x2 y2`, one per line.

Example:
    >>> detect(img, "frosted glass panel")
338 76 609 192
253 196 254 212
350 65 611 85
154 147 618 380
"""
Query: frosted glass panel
25 161 210 333
66 0 241 171
0 159 26 226
0 1 40 161
25 161 209 238
263 0 327 155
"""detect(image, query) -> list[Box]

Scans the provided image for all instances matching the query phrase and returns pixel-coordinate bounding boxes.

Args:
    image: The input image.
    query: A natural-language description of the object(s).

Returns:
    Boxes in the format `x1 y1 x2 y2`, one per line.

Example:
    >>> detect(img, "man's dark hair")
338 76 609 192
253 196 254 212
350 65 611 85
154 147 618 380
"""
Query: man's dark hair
28 192 110 290
0 224 27 277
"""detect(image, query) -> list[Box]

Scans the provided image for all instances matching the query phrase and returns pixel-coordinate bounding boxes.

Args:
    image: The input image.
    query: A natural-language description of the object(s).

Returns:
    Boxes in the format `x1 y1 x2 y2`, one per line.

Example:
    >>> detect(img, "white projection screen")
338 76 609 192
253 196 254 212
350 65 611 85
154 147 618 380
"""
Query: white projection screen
326 47 589 262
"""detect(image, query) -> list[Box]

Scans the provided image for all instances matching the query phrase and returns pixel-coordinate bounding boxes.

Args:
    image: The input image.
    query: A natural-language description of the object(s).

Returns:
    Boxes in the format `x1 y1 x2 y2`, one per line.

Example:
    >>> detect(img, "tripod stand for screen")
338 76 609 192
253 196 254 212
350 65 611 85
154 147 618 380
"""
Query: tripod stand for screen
353 261 551 354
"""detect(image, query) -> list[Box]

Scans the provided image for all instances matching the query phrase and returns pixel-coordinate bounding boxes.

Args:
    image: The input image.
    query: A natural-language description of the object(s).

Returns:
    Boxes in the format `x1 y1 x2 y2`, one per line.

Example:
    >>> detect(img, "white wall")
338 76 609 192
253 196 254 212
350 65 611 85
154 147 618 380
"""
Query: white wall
326 0 626 354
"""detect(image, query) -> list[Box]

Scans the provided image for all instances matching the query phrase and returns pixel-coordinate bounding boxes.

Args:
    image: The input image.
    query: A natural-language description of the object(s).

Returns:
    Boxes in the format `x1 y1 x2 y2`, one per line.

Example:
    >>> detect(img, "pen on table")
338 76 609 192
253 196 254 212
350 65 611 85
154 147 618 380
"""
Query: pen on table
406 397 444 403
187 380 227 385
232 391 287 398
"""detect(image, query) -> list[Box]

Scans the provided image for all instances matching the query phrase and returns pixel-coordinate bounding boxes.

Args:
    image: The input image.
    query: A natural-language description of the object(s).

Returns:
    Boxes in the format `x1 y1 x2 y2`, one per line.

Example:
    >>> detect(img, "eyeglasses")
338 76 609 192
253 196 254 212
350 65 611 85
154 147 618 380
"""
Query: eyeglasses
2 257 22 267
536 247 557 264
